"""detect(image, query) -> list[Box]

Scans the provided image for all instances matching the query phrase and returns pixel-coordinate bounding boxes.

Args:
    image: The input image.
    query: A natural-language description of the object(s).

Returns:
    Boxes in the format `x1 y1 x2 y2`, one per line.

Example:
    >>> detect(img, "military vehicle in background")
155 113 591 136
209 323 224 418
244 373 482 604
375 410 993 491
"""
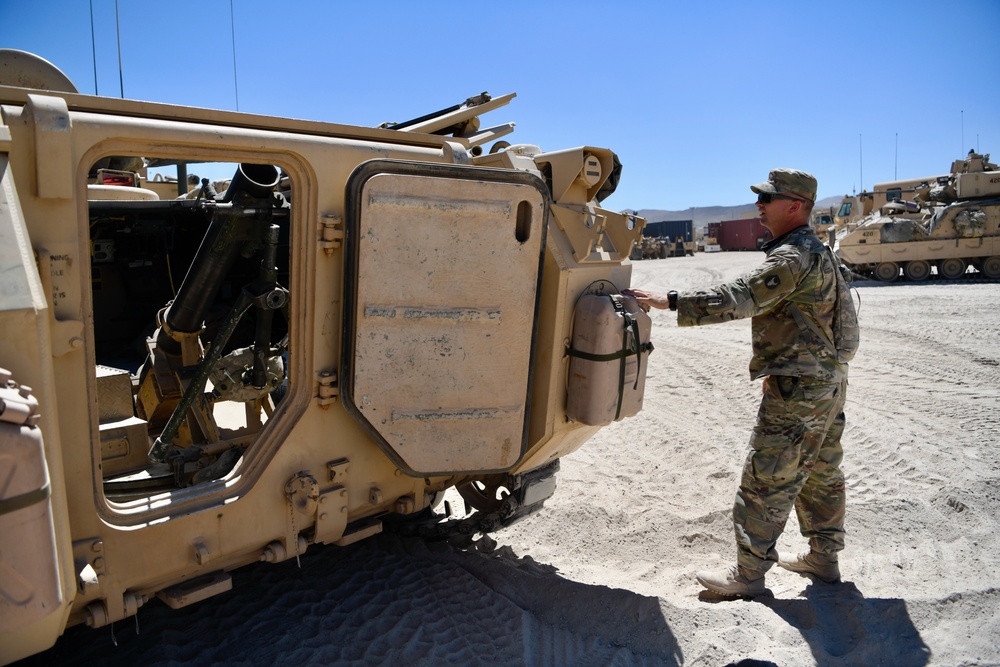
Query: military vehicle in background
667 235 693 257
811 194 868 245
835 151 1000 281
0 50 649 664
631 236 666 259
810 202 836 239
629 220 694 259
834 194 870 227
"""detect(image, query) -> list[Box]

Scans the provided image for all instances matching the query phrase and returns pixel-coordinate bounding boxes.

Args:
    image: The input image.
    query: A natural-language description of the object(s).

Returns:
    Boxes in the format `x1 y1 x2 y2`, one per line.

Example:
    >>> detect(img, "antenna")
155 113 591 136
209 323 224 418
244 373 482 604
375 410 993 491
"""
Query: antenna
89 0 98 94
230 0 240 111
894 132 898 180
961 110 964 155
859 134 863 192
114 0 124 98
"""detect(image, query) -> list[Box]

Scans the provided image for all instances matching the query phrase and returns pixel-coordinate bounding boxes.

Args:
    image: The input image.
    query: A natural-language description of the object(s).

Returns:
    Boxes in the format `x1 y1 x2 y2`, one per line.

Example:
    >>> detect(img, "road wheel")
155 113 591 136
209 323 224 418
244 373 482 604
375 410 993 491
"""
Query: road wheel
875 261 899 282
904 260 931 281
456 477 510 513
982 255 1000 279
938 258 966 279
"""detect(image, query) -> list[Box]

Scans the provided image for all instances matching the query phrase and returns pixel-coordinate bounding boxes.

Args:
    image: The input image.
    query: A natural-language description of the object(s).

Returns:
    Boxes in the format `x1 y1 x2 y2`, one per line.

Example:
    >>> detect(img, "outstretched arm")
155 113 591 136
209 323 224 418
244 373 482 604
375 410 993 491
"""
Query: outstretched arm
622 288 670 311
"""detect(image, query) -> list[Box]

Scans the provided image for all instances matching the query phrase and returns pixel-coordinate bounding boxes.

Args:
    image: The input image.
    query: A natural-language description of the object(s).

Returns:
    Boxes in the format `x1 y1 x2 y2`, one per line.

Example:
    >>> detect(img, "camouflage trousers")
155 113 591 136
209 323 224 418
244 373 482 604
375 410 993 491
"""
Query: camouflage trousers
734 375 847 575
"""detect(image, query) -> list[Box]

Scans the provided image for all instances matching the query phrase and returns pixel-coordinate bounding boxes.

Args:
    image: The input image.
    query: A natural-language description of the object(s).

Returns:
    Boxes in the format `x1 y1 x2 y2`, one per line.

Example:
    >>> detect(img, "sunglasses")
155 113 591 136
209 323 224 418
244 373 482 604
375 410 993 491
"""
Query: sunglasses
757 193 804 205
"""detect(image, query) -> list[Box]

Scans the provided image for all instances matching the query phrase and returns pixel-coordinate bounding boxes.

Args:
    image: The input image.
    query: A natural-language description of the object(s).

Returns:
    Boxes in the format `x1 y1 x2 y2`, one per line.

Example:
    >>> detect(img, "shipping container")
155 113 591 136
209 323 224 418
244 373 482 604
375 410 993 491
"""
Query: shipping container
718 218 771 251
643 219 693 241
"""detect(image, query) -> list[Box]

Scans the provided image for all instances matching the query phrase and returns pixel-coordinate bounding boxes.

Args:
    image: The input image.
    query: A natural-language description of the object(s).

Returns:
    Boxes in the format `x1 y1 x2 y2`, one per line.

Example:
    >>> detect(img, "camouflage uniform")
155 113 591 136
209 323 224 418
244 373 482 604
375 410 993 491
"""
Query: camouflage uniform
677 224 850 576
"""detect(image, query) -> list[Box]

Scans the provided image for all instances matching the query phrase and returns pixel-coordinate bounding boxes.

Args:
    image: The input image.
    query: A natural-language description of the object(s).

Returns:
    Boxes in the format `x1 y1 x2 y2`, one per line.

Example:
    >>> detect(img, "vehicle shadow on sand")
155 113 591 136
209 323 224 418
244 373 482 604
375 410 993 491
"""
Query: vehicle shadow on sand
15 532 681 667
16 531 939 667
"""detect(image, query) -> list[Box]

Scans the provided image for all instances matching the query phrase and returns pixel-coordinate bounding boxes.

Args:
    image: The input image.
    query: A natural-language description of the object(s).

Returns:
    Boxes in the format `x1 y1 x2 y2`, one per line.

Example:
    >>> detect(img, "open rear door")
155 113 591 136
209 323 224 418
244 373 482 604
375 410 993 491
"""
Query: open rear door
343 161 548 475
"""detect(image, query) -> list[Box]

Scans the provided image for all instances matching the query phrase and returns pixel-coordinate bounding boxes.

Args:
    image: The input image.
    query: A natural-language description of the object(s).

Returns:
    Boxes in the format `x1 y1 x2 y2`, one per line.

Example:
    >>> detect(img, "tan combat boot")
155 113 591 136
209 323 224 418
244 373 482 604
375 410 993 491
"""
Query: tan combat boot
695 565 766 597
777 551 841 583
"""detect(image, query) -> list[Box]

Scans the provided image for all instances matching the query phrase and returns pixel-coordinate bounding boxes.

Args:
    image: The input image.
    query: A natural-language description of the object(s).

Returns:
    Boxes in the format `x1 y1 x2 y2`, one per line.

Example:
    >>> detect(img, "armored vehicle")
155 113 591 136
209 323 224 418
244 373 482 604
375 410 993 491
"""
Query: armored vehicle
0 51 648 664
833 194 869 229
835 151 1000 281
644 220 694 257
630 235 667 260
811 195 867 245
811 204 837 246
628 220 695 260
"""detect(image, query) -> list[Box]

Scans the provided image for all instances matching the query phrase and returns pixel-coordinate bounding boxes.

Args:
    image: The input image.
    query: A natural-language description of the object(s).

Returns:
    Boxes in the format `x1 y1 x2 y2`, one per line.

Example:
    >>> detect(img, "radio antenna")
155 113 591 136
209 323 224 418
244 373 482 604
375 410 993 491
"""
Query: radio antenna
230 0 240 111
114 0 124 98
89 0 99 94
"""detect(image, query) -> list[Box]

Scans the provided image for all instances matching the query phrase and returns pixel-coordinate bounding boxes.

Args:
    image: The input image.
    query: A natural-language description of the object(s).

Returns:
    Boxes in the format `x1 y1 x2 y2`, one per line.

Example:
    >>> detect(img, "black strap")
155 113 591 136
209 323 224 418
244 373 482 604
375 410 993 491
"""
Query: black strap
566 341 654 363
613 296 630 420
0 481 50 516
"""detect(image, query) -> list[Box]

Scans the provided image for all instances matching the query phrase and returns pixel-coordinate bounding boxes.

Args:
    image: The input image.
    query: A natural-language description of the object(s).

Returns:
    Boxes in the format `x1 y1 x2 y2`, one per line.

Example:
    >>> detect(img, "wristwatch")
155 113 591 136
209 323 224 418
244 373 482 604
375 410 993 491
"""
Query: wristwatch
667 290 678 311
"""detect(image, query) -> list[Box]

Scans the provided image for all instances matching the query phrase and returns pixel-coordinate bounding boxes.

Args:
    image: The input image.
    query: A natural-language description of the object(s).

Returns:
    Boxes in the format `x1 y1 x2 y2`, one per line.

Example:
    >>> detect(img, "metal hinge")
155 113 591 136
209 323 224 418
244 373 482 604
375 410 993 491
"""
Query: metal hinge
316 370 339 406
318 214 344 255
26 94 73 199
72 537 105 596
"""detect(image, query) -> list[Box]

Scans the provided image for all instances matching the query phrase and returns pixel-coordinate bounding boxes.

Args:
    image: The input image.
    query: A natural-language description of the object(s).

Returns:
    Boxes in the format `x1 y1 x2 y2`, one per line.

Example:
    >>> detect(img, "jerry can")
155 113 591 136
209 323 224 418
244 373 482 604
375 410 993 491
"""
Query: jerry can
566 293 653 426
0 371 62 634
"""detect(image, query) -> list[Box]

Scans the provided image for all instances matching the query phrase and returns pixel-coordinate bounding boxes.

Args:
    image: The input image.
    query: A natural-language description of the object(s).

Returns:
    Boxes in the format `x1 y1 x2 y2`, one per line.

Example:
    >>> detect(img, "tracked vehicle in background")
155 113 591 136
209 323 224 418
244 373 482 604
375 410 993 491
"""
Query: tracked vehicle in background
835 151 1000 281
811 194 868 245
0 50 649 664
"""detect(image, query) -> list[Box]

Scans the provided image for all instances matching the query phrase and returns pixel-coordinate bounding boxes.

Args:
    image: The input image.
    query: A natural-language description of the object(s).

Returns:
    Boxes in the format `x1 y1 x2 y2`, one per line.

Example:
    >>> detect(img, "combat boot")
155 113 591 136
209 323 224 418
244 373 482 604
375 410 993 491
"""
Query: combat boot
695 565 766 597
777 551 841 583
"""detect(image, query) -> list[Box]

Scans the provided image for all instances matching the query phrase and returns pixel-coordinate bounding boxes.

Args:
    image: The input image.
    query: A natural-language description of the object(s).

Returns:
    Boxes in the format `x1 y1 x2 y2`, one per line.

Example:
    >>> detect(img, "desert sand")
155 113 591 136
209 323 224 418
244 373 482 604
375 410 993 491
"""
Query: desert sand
16 251 1000 666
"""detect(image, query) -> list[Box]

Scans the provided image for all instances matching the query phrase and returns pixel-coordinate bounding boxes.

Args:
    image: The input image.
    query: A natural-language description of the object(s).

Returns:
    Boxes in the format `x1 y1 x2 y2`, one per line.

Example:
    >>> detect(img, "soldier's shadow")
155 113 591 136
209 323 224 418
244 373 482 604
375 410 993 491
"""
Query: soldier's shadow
757 578 931 667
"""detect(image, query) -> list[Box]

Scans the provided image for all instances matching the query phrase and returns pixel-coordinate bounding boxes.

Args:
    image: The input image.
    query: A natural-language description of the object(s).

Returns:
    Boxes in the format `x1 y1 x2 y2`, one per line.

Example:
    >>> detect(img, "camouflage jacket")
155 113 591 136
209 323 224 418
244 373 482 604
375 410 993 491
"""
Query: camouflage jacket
677 225 848 382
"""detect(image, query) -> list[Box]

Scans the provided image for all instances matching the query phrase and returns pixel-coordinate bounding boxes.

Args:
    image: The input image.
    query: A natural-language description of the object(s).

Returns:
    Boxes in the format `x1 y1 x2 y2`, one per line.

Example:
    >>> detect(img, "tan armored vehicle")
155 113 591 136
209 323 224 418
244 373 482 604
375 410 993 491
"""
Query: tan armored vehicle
833 194 869 229
0 51 650 664
810 203 836 236
835 151 1000 281
629 236 667 260
811 195 868 246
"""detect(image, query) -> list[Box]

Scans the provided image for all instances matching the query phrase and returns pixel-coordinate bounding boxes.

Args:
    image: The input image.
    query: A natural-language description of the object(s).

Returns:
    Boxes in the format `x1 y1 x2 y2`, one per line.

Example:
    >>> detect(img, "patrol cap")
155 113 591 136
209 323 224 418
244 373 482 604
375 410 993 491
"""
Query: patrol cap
751 168 817 202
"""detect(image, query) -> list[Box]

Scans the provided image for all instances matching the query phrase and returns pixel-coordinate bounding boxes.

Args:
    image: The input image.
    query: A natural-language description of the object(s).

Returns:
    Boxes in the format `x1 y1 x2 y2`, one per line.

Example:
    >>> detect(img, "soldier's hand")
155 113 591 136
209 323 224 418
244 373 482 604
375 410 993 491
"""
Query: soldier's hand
622 288 669 311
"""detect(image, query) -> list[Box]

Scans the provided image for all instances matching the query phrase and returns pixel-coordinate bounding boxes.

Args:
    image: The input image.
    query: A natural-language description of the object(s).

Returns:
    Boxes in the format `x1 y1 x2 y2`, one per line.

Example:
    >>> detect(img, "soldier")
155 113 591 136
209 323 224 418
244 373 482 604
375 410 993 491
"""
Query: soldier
625 168 857 597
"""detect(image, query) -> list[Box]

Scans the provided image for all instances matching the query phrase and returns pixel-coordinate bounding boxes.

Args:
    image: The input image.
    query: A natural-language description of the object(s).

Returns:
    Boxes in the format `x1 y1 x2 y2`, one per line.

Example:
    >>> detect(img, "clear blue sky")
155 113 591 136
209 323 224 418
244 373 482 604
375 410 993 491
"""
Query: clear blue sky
3 0 999 211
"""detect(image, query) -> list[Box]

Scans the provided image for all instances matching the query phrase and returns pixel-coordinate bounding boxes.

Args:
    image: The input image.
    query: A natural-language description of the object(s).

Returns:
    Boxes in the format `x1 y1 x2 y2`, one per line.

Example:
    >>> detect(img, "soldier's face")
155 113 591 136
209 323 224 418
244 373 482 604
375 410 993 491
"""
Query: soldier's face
757 197 801 234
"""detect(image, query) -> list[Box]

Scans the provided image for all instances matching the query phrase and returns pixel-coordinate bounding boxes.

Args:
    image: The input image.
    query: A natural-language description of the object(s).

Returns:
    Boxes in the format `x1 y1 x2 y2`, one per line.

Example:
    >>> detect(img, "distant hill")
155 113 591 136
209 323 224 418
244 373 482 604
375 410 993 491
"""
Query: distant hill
635 195 844 232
